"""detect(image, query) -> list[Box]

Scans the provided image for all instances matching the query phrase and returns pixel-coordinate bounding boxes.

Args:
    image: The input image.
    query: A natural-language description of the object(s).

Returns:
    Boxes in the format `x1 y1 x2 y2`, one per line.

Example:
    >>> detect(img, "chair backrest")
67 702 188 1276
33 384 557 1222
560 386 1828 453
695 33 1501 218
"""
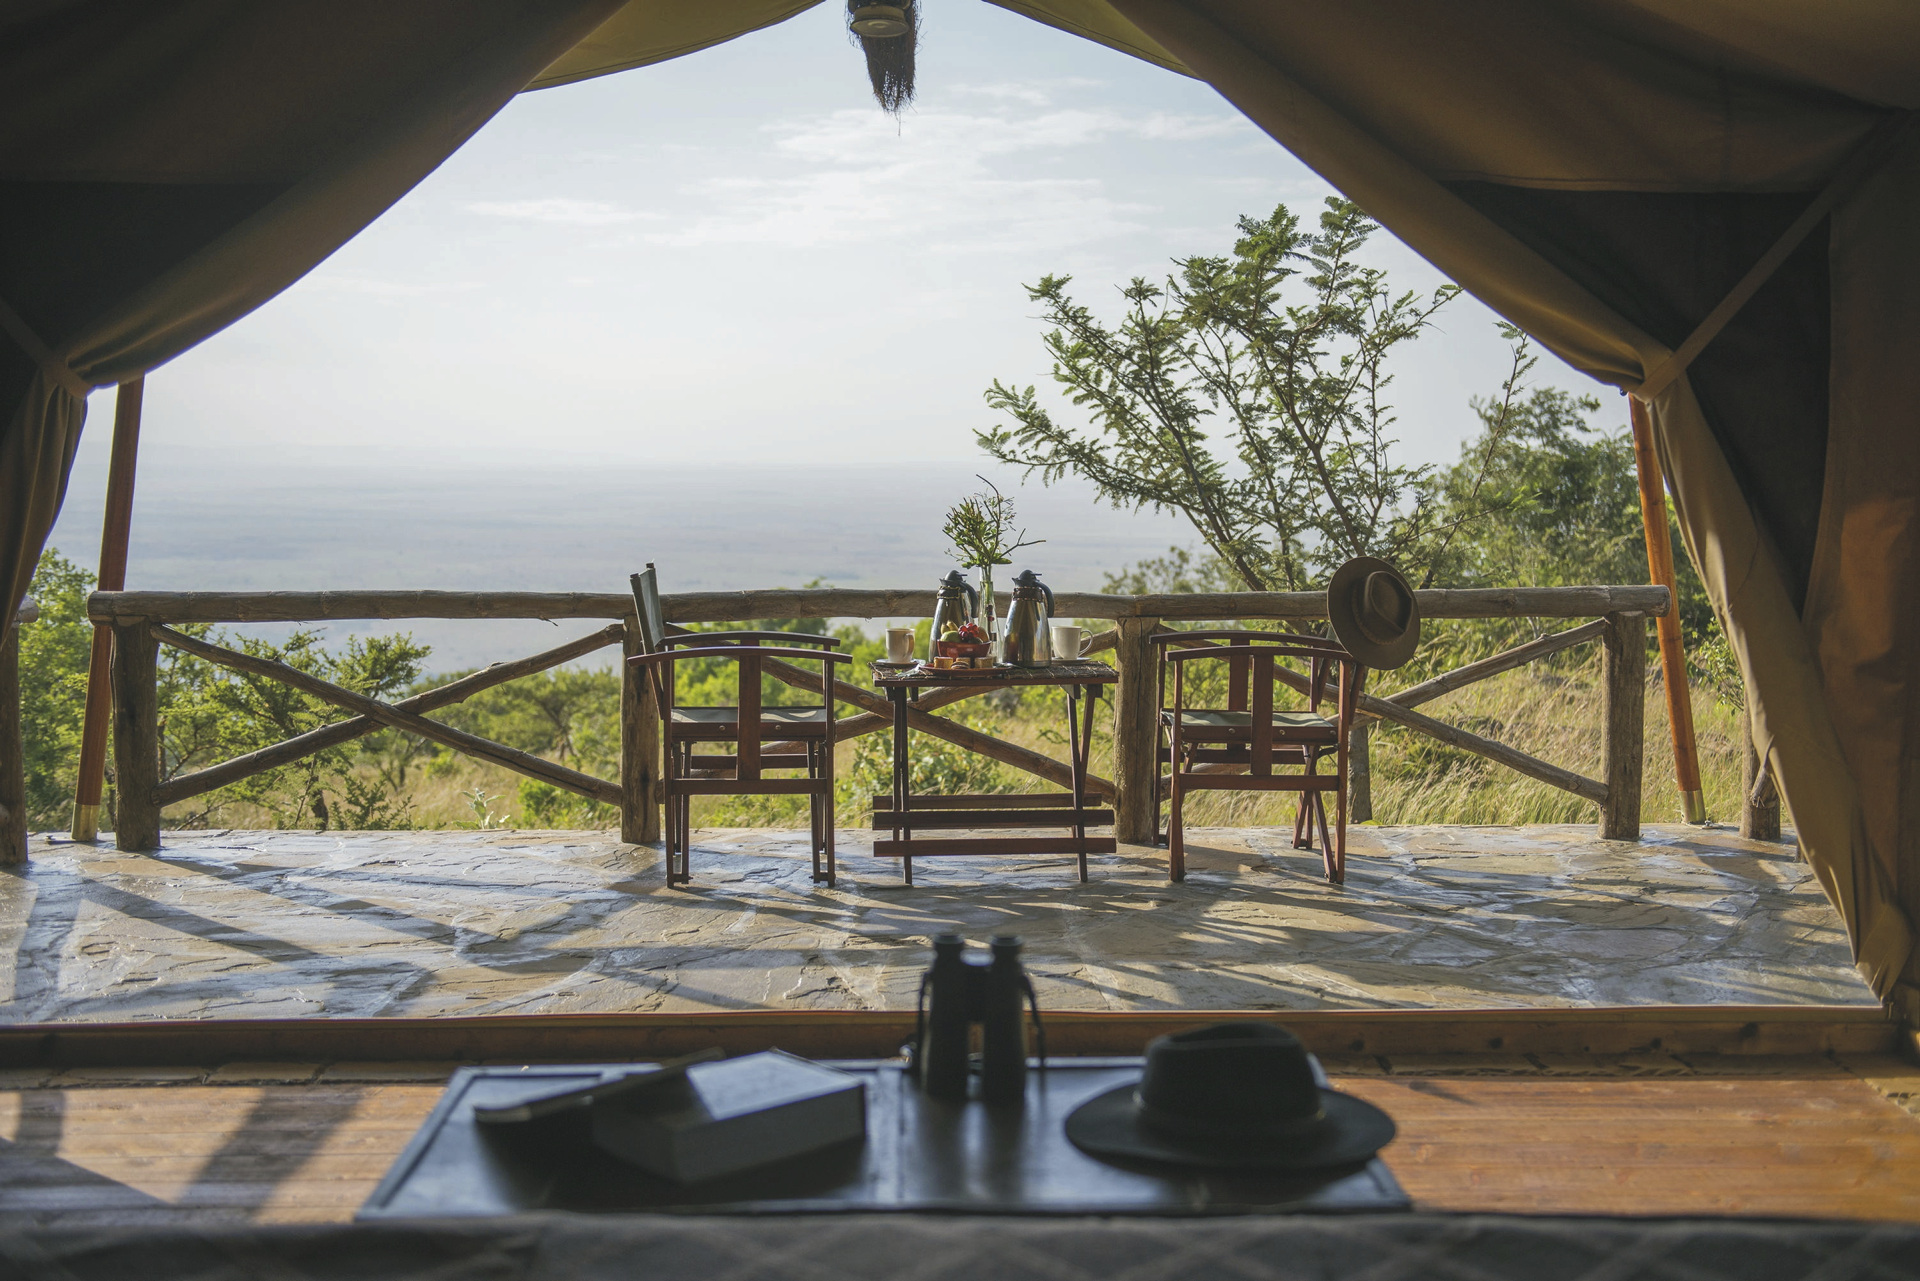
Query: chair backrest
1156 631 1363 775
630 564 667 655
1153 629 1353 713
628 643 850 781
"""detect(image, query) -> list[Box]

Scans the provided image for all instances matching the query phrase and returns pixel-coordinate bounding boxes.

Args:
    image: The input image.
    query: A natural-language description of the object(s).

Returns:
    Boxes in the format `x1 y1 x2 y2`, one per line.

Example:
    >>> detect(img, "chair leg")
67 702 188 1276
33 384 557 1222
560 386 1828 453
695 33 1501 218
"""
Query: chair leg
676 789 693 885
806 790 819 883
806 742 822 883
1152 743 1168 848
663 790 682 885
1168 771 1187 883
1332 770 1348 887
660 791 672 881
823 798 836 888
1315 792 1335 882
678 792 691 885
663 740 691 887
1294 755 1316 850
660 751 676 883
808 796 820 883
817 739 836 888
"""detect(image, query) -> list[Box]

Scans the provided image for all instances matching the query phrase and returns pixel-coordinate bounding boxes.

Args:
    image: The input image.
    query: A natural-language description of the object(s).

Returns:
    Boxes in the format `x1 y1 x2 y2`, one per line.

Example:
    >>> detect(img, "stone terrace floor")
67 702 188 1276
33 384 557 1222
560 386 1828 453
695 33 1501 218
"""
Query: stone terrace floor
1 823 1876 1022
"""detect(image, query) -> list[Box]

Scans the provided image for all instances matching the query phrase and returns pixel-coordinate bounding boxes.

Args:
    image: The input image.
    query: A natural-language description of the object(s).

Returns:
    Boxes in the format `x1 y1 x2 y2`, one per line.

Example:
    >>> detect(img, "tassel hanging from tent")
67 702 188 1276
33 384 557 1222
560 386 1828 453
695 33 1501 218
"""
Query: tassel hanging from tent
848 2 918 115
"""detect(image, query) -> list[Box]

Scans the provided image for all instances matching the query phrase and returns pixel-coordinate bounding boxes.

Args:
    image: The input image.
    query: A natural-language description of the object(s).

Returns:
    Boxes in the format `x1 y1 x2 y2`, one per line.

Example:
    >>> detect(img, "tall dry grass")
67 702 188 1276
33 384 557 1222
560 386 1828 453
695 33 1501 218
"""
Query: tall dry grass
1167 652 1743 828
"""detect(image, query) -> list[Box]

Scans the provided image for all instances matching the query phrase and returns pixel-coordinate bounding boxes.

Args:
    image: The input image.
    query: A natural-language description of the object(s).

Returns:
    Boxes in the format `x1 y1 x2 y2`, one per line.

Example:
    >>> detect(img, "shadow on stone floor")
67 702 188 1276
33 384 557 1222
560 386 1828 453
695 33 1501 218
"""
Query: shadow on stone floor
0 824 1876 1022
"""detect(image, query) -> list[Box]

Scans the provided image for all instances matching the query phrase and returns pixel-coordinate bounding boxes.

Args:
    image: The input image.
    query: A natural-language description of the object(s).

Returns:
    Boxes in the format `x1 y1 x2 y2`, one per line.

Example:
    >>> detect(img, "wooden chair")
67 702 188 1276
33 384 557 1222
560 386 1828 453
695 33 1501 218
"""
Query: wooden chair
1153 631 1364 885
629 567 849 887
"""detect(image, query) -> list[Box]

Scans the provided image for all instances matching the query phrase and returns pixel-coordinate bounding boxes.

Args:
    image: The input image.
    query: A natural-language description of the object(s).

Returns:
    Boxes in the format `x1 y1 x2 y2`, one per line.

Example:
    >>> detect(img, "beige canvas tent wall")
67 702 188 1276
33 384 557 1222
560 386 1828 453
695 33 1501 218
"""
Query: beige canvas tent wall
4 1 1917 1014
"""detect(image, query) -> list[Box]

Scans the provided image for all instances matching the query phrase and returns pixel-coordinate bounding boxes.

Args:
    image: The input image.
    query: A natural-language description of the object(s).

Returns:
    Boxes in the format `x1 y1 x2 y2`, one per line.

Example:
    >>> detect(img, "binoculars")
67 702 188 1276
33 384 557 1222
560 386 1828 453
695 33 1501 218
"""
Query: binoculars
910 933 1046 1105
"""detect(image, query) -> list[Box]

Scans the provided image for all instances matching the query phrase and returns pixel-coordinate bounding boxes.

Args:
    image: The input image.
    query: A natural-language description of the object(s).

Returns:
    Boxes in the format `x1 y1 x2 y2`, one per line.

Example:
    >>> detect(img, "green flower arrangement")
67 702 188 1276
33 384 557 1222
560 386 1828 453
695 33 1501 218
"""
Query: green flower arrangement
941 476 1043 638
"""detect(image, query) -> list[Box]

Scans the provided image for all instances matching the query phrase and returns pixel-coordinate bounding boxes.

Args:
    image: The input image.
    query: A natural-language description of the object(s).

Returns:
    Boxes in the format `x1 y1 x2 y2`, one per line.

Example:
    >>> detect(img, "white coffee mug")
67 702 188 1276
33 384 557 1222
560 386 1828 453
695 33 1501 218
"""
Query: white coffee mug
1050 623 1084 662
886 627 916 663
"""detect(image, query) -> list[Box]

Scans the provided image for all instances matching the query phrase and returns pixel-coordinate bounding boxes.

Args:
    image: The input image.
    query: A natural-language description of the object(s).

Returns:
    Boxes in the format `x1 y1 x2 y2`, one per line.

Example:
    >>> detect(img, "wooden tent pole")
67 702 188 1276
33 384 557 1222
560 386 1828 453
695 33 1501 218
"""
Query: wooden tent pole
69 378 143 842
1627 395 1707 823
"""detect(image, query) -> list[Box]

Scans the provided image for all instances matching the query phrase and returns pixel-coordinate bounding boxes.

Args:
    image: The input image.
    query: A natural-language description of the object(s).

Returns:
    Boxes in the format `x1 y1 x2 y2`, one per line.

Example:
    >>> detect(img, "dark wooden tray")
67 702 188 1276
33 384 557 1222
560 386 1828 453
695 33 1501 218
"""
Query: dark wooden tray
891 661 1018 678
359 1059 1407 1219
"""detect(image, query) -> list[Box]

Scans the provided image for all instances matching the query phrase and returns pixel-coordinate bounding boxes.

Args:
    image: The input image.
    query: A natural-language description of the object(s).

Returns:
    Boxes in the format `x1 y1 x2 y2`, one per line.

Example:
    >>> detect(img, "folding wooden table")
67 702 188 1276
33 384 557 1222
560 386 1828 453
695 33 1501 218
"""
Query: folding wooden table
871 660 1118 884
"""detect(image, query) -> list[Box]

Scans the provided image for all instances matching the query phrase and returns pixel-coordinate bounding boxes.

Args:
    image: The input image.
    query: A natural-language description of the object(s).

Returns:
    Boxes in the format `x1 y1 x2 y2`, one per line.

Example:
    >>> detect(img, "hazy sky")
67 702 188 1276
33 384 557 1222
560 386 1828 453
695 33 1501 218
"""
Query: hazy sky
83 0 1603 482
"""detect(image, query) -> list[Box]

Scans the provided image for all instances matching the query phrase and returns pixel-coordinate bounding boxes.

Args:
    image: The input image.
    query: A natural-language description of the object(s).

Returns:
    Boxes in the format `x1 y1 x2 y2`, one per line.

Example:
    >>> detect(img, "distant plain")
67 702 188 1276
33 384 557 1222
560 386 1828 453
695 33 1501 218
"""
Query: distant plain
46 451 1187 671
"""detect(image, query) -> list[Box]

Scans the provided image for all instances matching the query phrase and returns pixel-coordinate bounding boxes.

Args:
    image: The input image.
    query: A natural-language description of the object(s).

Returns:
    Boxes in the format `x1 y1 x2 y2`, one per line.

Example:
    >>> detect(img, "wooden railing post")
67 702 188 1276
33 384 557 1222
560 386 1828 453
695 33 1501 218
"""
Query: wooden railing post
1112 616 1161 845
620 620 661 844
71 377 144 843
1740 705 1781 841
111 620 160 851
1600 610 1646 840
1 608 27 866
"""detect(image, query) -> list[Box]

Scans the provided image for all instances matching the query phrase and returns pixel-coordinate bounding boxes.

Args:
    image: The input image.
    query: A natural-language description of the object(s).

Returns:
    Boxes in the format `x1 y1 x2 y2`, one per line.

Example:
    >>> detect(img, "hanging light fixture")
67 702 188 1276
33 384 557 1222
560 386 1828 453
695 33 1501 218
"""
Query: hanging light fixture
848 1 919 116
849 4 910 37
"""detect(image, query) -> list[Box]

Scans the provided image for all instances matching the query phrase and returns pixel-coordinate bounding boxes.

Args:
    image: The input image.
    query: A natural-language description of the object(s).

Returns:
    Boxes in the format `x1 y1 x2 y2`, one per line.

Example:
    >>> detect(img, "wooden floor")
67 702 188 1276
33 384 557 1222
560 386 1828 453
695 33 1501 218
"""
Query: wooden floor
1345 1071 1920 1218
1 1056 1916 1226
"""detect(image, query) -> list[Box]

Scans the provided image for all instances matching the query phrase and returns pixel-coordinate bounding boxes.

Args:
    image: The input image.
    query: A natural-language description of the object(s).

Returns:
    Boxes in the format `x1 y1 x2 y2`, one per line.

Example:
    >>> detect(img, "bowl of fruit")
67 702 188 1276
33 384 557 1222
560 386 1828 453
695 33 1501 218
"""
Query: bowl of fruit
934 621 993 663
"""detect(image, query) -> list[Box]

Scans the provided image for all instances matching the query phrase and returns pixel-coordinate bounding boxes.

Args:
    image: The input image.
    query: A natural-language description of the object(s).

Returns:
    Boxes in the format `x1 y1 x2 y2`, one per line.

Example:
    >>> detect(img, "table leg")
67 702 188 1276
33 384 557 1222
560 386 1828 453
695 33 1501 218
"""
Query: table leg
1069 686 1088 883
892 686 912 886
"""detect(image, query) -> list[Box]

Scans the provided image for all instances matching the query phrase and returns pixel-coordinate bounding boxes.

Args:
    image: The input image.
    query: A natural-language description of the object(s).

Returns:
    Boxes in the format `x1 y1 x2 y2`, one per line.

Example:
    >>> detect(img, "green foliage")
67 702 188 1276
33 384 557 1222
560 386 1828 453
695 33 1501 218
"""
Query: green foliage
158 626 430 829
16 549 94 828
1407 364 1717 673
461 786 514 830
517 778 616 828
16 548 440 831
982 198 1473 591
843 706 1016 819
433 667 620 766
1100 545 1236 597
1689 631 1745 710
1430 379 1644 589
420 663 624 828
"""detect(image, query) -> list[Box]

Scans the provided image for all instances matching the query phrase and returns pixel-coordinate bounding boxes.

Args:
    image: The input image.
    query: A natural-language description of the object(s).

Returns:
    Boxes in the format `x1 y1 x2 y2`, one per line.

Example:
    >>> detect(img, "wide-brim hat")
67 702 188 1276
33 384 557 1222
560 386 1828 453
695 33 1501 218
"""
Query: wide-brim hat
1065 1022 1395 1172
1326 556 1421 670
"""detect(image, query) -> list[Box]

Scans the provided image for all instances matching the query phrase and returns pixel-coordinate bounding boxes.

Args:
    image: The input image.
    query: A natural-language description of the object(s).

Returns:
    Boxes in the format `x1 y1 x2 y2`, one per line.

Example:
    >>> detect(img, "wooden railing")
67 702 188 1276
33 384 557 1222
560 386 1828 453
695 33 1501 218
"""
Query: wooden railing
70 584 1670 855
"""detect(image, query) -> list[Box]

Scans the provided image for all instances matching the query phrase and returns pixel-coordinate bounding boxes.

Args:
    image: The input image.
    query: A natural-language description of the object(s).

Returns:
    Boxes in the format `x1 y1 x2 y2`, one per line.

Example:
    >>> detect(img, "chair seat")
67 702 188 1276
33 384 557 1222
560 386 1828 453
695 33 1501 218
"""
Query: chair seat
1163 708 1336 737
671 706 829 725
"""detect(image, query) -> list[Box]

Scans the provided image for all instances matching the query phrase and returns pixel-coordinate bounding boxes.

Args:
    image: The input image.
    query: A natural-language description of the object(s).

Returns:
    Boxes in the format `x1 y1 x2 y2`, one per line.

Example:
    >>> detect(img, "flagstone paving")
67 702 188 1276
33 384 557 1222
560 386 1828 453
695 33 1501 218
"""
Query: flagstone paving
0 823 1875 1022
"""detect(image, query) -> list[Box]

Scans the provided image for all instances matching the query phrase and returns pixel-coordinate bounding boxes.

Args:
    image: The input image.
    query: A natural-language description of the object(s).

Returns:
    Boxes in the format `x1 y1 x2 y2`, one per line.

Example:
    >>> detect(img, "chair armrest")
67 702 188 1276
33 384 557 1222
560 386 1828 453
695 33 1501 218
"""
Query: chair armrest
629 646 854 668
663 631 841 649
1151 628 1346 651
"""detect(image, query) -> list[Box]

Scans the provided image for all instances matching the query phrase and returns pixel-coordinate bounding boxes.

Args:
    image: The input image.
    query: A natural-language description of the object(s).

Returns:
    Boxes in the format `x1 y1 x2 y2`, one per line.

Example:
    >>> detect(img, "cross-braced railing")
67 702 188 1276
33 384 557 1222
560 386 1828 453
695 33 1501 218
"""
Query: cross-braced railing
72 584 1673 855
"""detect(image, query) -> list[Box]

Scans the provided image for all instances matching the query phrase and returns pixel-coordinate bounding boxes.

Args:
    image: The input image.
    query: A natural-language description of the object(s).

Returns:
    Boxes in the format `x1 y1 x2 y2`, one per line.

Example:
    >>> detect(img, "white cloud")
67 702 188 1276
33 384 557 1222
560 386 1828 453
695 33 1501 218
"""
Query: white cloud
947 78 1104 106
297 275 483 298
769 106 1245 164
466 198 658 226
643 101 1254 252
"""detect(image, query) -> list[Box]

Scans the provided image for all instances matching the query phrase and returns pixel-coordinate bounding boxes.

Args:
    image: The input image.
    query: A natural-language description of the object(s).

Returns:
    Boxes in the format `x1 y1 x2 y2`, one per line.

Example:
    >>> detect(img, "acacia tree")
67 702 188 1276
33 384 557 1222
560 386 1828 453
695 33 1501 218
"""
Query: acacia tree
981 198 1512 591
